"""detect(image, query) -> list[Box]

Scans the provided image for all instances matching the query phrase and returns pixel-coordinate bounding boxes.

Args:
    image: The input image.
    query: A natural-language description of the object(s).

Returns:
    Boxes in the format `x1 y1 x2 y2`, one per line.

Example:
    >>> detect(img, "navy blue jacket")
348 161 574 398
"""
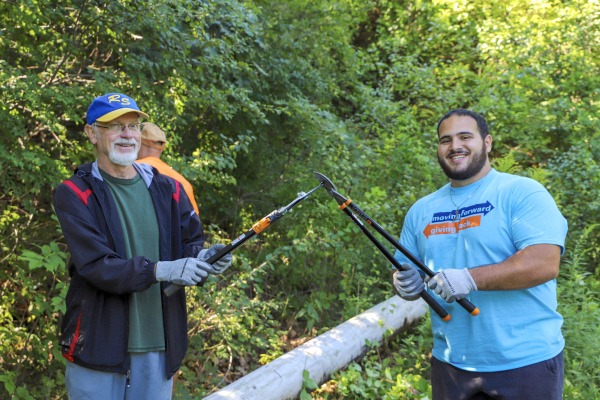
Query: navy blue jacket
53 161 205 378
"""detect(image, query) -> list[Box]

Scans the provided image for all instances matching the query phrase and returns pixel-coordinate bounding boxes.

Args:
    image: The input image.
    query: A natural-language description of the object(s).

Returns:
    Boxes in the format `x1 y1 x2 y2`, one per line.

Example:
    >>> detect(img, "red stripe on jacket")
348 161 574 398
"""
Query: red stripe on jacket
63 180 93 206
63 312 82 362
172 181 180 203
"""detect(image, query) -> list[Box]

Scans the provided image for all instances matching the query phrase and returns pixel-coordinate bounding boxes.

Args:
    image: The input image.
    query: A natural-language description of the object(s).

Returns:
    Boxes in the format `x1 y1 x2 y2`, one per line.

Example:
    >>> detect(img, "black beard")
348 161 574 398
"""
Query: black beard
437 142 488 181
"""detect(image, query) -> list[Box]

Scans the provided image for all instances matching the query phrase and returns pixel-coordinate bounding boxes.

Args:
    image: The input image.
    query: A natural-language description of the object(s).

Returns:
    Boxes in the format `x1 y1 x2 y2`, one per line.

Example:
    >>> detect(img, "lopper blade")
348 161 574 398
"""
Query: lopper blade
313 172 348 206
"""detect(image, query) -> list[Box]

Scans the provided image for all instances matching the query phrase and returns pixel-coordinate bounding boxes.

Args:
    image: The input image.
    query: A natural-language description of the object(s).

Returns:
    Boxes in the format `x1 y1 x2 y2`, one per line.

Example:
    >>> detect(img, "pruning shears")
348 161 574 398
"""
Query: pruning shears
164 182 323 296
314 172 480 321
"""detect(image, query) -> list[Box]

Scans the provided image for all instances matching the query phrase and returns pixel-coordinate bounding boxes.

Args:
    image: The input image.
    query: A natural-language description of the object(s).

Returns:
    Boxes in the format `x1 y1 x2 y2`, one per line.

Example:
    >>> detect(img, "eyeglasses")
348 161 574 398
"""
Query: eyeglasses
92 122 143 134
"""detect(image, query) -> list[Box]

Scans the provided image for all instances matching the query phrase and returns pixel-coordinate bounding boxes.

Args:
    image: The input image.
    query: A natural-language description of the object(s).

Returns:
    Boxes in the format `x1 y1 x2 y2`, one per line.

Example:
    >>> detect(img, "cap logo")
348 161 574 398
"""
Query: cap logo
86 92 149 124
107 94 131 105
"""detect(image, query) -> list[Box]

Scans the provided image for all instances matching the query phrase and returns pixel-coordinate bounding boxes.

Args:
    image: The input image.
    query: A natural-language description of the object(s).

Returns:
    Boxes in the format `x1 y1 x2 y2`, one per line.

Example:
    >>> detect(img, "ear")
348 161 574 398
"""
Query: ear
84 125 98 145
485 134 493 153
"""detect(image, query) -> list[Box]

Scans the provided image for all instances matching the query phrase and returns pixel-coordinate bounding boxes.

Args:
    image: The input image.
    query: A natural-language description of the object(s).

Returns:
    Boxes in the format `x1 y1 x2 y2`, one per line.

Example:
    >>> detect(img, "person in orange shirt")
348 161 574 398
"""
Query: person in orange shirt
137 122 200 215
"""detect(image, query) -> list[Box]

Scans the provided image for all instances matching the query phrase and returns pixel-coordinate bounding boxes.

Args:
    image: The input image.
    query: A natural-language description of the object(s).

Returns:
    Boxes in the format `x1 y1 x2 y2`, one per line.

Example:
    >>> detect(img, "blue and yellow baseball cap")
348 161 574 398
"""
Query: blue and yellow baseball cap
86 93 149 124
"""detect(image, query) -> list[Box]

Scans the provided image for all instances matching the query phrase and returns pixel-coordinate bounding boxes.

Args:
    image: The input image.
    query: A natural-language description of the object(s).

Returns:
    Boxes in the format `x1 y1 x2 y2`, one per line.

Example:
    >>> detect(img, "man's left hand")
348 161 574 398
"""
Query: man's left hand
197 243 232 274
428 269 477 303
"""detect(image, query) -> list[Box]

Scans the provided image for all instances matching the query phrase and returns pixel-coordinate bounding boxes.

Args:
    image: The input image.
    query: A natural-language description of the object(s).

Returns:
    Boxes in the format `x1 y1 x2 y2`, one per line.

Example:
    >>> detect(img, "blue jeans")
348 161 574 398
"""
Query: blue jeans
431 351 564 400
66 352 173 400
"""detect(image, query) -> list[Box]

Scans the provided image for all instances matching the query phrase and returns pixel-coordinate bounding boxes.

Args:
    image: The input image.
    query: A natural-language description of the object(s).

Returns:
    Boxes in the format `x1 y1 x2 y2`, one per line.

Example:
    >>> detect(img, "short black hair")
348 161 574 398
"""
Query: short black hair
437 109 489 139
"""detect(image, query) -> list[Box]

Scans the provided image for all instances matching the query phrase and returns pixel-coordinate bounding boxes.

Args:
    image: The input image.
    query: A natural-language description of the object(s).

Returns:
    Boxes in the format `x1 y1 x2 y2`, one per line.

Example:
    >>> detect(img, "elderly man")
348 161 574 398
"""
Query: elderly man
54 93 230 399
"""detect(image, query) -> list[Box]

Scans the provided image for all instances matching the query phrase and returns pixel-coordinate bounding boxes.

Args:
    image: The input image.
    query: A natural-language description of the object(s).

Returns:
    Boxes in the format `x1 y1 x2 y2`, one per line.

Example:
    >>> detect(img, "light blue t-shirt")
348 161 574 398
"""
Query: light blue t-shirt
395 169 568 372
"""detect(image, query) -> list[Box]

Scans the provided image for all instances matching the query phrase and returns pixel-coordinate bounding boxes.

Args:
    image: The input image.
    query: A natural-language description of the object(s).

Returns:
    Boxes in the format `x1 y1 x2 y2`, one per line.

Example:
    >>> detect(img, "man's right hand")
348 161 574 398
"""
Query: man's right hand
392 263 425 301
155 258 214 286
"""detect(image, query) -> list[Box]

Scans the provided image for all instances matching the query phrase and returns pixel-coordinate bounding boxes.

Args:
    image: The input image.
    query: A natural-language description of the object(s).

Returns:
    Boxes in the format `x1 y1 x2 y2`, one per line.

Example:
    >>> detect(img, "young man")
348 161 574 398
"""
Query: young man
392 109 568 399
54 93 231 399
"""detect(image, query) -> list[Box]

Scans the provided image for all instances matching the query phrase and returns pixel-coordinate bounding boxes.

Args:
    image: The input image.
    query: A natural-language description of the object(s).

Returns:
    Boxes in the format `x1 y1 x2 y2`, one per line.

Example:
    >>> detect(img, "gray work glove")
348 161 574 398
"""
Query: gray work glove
155 258 213 286
428 269 477 303
392 264 425 301
197 243 232 275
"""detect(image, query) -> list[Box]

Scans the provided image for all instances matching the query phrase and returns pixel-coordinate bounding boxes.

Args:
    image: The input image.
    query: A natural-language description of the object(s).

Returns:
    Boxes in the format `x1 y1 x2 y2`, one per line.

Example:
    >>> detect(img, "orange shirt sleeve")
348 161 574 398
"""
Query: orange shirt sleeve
137 157 200 215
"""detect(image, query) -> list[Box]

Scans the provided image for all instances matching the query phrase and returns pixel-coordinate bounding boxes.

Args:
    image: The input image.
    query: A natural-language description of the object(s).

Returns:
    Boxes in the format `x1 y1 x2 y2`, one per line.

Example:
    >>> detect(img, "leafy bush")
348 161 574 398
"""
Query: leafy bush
547 145 600 272
1 0 599 398
312 319 433 400
559 225 600 399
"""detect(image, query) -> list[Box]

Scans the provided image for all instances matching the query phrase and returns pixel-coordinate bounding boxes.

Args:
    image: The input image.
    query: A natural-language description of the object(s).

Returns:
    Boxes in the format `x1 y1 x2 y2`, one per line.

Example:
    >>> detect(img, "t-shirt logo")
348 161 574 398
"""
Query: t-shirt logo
423 201 494 238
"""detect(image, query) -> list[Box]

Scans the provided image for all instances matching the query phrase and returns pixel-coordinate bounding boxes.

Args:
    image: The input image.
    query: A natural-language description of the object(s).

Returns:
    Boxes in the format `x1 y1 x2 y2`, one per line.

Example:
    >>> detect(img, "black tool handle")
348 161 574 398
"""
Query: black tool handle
163 229 257 296
163 184 323 297
346 201 480 317
340 207 451 321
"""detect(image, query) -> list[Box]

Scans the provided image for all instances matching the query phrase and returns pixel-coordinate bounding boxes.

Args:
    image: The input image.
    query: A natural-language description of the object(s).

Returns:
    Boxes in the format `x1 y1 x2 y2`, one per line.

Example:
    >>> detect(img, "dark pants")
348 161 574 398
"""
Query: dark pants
431 351 564 400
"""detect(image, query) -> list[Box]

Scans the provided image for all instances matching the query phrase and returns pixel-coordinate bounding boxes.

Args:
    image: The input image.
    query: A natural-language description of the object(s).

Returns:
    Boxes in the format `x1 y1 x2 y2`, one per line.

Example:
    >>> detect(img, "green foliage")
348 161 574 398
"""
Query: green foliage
558 225 600 399
312 320 433 399
492 151 551 186
491 151 520 175
300 370 319 400
548 145 600 271
1 241 69 399
1 0 599 398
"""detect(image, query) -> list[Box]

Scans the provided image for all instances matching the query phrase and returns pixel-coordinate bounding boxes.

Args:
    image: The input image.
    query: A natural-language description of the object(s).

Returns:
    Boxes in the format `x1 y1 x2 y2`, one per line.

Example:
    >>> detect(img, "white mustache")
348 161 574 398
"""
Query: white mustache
113 139 137 146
